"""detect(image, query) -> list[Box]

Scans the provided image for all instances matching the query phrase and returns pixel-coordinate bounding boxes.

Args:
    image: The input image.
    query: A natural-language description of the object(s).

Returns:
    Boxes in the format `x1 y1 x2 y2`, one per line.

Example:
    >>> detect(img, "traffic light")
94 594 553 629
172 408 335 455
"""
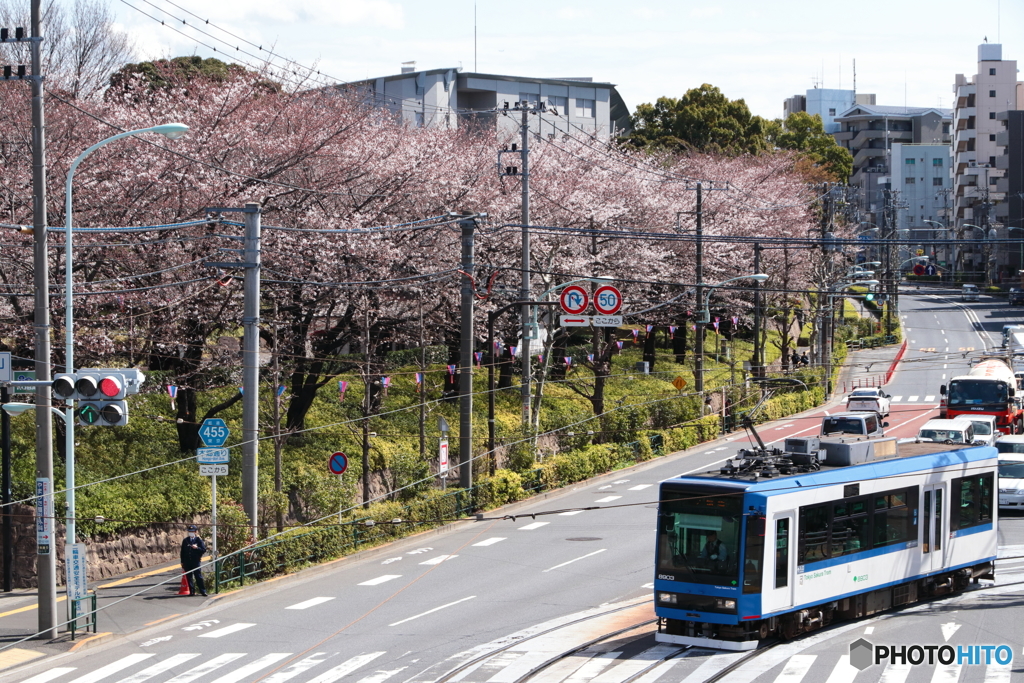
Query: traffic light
52 369 145 426
77 399 128 426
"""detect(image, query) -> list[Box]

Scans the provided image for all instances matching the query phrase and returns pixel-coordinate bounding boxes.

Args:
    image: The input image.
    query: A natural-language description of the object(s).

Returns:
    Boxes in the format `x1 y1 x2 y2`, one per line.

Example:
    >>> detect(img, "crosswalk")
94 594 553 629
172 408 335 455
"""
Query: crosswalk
887 396 937 403
13 647 1018 683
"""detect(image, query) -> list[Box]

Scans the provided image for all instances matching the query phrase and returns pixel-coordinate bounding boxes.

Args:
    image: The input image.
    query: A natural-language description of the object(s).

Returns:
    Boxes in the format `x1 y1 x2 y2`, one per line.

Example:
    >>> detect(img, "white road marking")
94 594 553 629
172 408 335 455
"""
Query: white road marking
924 395 936 402
611 479 630 484
909 396 920 402
419 555 457 565
286 597 335 610
941 374 946 380
473 537 506 547
642 582 654 588
263 653 332 683
773 654 816 683
878 662 912 683
891 396 903 402
595 496 621 503
822 655 858 683
940 622 961 641
543 549 607 573
117 655 201 683
944 364 948 369
199 623 256 639
163 654 245 683
864 626 874 634
389 596 476 626
380 557 402 565
21 670 76 683
560 651 622 683
678 652 747 683
303 653 386 683
209 654 291 683
984 664 1012 683
945 339 949 343
354 667 407 683
628 484 652 491
519 522 549 530
559 510 585 516
66 655 154 683
930 663 962 683
359 575 401 586
597 485 613 490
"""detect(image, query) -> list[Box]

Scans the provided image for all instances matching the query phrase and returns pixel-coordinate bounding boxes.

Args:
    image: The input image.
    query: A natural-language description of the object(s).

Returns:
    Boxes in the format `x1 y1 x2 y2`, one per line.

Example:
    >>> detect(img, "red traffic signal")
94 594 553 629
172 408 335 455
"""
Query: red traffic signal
98 375 123 398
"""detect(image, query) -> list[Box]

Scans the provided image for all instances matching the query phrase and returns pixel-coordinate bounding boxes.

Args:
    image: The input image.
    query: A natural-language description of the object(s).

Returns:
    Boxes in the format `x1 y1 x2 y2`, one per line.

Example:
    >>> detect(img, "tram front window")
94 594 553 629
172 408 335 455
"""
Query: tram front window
657 487 742 586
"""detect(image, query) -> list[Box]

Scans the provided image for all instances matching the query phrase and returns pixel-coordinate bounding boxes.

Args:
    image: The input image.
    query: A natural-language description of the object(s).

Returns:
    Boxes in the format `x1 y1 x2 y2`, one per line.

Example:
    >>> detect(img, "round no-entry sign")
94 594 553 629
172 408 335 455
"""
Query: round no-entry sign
559 285 589 314
593 285 623 315
328 451 348 475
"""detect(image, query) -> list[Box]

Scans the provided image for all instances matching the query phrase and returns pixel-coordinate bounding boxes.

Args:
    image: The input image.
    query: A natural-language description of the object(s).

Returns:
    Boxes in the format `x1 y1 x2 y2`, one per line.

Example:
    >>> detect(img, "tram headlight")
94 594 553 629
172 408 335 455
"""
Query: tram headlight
715 598 736 610
657 592 677 605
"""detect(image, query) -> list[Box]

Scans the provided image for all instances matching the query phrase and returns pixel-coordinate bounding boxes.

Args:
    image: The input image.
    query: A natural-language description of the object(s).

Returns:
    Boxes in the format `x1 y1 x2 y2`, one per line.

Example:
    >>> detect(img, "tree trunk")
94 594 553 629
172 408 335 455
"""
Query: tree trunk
643 328 657 372
673 321 688 363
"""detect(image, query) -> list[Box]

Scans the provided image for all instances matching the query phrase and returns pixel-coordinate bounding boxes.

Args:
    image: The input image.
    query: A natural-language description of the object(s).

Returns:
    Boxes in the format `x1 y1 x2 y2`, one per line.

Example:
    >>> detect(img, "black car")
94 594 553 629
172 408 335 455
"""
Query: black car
1010 287 1024 305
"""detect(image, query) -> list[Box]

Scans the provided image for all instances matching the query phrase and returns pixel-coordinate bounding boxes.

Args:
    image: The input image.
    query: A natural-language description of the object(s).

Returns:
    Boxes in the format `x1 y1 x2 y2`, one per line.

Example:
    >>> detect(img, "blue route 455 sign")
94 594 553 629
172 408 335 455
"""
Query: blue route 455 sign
198 418 230 447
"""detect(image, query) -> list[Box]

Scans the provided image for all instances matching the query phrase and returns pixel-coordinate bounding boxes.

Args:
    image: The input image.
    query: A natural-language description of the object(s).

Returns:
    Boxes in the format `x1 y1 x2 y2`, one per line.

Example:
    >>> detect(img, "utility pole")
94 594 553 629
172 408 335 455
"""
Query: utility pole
362 309 371 508
271 302 283 534
418 299 425 462
519 102 532 427
2 386 11 593
752 243 763 378
241 204 261 539
29 0 57 638
458 214 476 489
694 182 704 393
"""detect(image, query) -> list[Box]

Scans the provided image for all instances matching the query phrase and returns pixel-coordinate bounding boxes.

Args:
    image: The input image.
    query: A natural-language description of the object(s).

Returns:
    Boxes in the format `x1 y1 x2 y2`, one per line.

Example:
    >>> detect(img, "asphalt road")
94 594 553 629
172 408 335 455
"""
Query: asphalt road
4 290 1024 683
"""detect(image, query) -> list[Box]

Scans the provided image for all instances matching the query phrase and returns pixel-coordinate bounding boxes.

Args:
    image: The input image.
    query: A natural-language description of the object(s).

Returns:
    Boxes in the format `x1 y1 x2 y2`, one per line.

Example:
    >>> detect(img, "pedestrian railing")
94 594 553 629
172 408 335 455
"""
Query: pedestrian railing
69 591 98 639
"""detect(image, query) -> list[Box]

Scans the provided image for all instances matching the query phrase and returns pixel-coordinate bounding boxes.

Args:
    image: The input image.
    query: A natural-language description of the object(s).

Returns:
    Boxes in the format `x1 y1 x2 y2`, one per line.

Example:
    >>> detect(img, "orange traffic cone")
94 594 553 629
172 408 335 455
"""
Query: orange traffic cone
178 574 191 595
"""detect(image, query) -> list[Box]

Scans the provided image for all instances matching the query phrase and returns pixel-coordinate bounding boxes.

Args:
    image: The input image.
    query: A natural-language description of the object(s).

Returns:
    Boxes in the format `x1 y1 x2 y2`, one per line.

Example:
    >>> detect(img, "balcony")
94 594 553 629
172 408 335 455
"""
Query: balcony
996 130 1010 146
996 155 1009 170
854 147 887 166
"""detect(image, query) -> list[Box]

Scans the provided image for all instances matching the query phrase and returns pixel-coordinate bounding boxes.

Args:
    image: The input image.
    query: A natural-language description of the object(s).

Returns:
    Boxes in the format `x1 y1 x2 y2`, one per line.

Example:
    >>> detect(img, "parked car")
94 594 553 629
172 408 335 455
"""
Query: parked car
996 434 1024 454
998 450 1024 509
1010 288 1024 305
916 418 978 445
964 414 1000 446
962 284 980 301
845 388 891 417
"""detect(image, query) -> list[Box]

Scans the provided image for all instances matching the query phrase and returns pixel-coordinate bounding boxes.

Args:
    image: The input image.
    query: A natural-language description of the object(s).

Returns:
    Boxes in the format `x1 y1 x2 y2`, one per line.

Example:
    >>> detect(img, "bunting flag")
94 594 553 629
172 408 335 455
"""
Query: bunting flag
338 380 349 402
474 352 483 367
414 372 424 393
237 387 244 395
276 385 286 397
447 364 457 375
564 356 572 368
166 385 177 412
713 317 720 333
616 341 624 349
587 354 595 362
732 316 739 325
381 376 391 395
509 346 518 357
631 329 639 340
691 324 696 331
537 354 544 364
669 325 676 339
645 325 654 334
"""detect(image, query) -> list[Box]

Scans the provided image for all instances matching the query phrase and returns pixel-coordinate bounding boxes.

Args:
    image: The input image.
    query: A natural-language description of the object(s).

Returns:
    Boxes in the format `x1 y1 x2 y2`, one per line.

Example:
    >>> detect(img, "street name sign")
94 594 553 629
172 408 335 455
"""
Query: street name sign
197 447 229 464
198 418 230 447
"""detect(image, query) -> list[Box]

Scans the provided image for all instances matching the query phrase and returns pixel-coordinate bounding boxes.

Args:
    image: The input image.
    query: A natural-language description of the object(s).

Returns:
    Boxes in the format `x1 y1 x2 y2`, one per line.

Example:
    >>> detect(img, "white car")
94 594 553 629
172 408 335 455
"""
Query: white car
916 418 977 445
846 388 891 417
997 443 1024 509
965 415 1000 446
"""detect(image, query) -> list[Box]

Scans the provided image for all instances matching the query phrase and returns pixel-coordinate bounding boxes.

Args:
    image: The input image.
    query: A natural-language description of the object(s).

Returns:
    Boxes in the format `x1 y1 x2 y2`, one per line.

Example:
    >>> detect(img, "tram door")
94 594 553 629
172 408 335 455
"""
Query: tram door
922 484 946 573
769 512 795 609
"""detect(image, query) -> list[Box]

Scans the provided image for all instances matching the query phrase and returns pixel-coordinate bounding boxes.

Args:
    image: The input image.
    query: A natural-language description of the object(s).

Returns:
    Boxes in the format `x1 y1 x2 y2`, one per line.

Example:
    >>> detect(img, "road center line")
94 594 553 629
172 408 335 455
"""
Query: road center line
286 597 335 610
199 623 255 638
543 549 607 573
389 596 476 626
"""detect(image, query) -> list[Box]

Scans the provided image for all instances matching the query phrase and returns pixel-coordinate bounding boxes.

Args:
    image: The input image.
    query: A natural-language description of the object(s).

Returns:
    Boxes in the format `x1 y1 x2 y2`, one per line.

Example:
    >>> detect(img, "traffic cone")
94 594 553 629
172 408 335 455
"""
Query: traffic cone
178 574 191 595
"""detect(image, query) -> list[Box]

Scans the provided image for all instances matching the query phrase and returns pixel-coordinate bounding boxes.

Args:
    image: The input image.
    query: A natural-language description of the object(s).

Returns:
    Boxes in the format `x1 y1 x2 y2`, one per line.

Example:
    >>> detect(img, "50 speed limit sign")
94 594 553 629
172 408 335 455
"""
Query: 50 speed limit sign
593 285 622 315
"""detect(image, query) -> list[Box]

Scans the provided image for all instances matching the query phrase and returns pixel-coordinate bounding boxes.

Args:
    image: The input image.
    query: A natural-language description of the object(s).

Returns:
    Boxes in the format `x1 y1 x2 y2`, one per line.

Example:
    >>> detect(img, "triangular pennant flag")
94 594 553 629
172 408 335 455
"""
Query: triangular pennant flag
587 354 594 362
616 341 624 349
447 364 457 375
732 316 738 325
645 325 653 333
474 352 483 367
276 385 285 397
414 372 423 384
238 386 244 395
537 354 544 364
564 356 572 368
509 346 518 357
668 325 676 339
338 380 349 402
631 329 639 340
166 385 177 412
382 376 391 388
691 324 696 331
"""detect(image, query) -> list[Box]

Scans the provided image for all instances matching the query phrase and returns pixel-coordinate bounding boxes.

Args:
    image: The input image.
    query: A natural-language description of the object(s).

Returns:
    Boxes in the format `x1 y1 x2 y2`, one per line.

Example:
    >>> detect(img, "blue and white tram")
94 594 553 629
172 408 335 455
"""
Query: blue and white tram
654 442 998 650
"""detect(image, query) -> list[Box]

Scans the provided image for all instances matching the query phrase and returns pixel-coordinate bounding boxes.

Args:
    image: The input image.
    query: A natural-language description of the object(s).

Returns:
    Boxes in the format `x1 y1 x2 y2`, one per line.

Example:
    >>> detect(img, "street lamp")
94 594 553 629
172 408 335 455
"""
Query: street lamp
63 123 188 548
698 274 769 324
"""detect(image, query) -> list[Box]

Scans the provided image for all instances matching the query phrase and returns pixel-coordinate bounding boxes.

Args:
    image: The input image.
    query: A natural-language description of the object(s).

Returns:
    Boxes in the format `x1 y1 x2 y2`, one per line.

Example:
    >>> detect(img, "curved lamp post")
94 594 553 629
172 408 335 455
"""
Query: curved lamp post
698 274 769 324
63 123 189 546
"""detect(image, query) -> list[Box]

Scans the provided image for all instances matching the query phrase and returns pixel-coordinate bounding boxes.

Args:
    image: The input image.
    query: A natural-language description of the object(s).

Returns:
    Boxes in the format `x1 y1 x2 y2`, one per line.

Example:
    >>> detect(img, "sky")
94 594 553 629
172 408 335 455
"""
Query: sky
105 0 1024 120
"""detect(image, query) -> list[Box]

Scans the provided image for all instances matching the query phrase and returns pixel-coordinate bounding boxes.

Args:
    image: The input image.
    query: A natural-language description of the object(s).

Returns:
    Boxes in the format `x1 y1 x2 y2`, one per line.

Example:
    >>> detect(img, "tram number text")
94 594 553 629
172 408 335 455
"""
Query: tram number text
658 574 676 581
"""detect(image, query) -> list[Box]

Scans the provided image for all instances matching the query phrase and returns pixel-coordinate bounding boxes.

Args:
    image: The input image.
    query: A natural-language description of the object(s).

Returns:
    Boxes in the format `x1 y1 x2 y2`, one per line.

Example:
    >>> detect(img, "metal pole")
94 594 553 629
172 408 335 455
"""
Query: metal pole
520 103 532 426
241 203 261 539
2 386 11 592
487 312 496 462
30 0 57 636
752 244 762 377
694 182 705 393
459 215 476 489
272 303 283 534
362 309 371 509
418 300 425 462
211 474 217 564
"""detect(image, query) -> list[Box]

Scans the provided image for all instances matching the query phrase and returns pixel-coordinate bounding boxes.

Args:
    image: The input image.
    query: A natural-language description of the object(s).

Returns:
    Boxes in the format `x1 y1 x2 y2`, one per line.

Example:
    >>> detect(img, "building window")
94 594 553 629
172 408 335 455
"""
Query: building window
546 96 568 115
990 90 997 97
905 177 916 184
990 68 997 76
990 112 996 119
575 98 595 118
906 158 916 165
991 176 998 185
942 123 950 134
829 108 836 116
933 177 944 186
990 156 997 166
990 134 996 141
932 158 943 166
519 92 539 105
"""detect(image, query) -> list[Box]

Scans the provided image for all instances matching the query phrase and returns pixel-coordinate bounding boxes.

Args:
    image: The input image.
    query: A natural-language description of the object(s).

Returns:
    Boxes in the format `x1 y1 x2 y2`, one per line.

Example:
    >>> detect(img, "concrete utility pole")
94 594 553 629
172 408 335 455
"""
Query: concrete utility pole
458 214 476 489
241 204 261 539
694 182 705 393
29 0 57 639
752 243 763 377
519 103 532 426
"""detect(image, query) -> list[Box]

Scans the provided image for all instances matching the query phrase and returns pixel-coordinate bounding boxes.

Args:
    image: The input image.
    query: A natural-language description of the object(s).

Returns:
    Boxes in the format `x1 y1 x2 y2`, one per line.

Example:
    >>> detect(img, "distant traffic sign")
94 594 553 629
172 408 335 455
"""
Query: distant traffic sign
913 264 926 276
560 315 591 327
329 451 348 475
593 285 622 315
671 376 688 391
559 286 589 315
13 370 35 394
925 264 937 276
200 464 228 476
197 447 229 464
0 352 9 383
198 418 230 447
439 439 450 473
592 315 623 327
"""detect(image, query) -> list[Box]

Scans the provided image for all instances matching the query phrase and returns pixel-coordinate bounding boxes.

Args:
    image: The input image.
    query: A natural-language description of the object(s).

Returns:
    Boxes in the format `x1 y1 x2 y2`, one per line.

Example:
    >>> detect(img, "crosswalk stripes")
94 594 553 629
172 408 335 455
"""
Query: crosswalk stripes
15 647 1023 683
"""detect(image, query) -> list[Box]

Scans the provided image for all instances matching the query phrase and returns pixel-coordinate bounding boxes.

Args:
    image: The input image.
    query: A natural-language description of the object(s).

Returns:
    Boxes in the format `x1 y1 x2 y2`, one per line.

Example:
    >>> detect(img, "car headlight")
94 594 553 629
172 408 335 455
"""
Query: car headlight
1016 490 1024 496
715 598 736 610
658 592 676 605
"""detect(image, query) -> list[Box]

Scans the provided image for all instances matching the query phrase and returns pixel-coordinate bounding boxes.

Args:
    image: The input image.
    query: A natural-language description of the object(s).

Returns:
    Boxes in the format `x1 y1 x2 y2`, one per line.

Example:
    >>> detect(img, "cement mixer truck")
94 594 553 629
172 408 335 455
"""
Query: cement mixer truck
940 358 1023 434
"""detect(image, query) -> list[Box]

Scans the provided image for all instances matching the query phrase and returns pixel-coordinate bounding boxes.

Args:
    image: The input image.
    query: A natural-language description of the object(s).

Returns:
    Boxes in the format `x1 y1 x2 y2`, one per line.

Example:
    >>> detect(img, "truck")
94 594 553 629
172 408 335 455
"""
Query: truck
940 358 1023 434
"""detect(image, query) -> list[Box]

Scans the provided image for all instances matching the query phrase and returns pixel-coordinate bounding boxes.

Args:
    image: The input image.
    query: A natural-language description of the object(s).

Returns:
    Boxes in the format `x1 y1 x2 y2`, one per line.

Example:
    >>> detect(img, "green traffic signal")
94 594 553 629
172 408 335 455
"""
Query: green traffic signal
865 292 875 301
78 403 101 425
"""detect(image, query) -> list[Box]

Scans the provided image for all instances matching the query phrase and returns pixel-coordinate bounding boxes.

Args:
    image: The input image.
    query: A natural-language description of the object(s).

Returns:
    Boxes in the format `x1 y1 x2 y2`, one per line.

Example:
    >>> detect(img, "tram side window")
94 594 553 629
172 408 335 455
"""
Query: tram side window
951 473 994 530
798 504 830 563
743 515 765 594
832 500 870 556
874 489 918 547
